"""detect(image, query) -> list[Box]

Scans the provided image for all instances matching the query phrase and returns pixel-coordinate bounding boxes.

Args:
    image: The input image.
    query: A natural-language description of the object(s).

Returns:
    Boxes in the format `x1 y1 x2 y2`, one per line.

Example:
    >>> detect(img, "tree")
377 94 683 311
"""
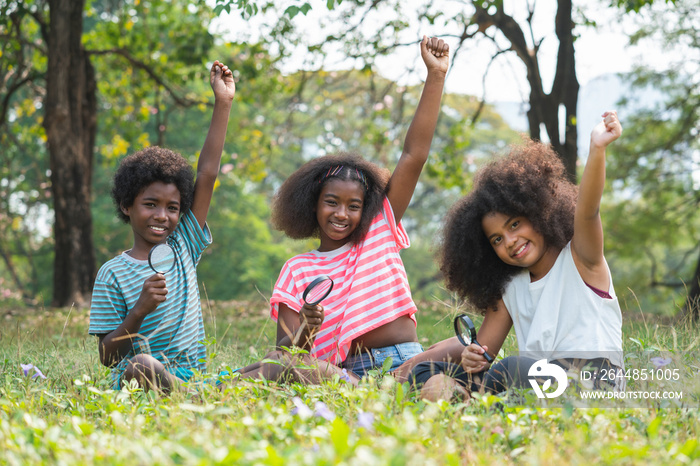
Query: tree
0 0 95 306
43 0 97 308
607 0 699 318
0 0 220 307
214 0 615 182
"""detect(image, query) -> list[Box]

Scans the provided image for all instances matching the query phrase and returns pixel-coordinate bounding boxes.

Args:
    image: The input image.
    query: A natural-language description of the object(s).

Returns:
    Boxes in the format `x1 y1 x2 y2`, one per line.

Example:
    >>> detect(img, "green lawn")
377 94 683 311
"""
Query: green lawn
1 299 699 465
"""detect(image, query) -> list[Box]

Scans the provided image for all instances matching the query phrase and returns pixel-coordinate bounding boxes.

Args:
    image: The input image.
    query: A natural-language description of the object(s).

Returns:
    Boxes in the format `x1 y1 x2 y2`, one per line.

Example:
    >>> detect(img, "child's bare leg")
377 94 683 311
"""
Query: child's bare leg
233 350 286 380
285 354 359 386
420 374 470 402
123 354 183 393
234 351 359 386
391 336 464 384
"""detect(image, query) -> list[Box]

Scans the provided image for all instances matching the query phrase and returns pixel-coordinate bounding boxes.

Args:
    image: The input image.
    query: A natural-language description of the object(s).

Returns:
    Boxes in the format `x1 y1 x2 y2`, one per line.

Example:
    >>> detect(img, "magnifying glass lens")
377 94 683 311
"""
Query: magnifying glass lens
303 276 334 306
460 328 473 346
455 315 476 347
453 314 493 363
148 243 176 274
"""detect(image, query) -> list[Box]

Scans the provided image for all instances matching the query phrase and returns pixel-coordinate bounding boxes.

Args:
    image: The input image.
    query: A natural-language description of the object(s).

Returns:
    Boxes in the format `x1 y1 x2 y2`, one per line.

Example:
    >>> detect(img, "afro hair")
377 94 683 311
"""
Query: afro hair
438 140 578 312
111 146 195 223
271 152 390 245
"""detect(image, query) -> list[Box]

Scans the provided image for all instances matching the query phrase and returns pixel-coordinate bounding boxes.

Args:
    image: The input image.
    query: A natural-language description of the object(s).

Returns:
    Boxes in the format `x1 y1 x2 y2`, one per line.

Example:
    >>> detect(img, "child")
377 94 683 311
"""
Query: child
88 61 235 392
407 112 625 401
269 36 449 377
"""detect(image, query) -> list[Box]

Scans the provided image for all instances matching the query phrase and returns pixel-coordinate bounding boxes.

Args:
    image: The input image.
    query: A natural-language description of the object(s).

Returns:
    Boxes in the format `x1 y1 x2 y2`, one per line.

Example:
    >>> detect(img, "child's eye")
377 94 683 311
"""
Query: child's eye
492 237 502 245
350 204 361 211
325 200 337 206
510 220 520 230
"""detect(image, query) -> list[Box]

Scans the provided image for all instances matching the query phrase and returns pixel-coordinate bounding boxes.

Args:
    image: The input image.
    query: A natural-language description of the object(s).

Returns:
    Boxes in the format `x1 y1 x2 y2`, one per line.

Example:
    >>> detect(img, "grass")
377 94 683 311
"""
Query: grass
1 298 699 465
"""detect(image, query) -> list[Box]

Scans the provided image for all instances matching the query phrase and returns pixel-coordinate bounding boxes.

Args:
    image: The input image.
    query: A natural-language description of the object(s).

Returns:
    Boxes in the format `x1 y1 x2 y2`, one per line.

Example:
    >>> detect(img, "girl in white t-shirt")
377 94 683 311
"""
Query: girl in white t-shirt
406 112 625 401
269 36 448 377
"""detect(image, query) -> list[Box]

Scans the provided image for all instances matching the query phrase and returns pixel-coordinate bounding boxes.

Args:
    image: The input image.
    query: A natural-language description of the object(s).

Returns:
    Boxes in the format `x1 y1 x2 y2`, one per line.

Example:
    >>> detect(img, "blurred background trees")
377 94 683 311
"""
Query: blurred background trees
1 0 697 319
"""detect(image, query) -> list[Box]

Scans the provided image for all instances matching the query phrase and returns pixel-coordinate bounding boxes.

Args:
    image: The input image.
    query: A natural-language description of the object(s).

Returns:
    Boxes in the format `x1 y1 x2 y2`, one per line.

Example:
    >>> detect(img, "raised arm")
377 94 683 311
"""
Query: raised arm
387 36 448 223
190 60 236 227
571 111 622 289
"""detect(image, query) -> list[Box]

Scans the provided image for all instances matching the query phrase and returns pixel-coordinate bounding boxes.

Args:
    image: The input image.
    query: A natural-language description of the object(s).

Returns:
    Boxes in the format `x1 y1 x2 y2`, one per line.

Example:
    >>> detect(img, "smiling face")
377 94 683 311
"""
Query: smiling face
121 181 181 259
481 212 558 281
315 178 365 252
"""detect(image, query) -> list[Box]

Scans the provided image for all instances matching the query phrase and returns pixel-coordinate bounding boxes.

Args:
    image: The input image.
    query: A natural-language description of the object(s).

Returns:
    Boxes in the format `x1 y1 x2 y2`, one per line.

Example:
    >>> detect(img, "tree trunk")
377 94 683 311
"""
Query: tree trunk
44 0 97 307
550 0 579 183
481 0 579 182
684 247 700 320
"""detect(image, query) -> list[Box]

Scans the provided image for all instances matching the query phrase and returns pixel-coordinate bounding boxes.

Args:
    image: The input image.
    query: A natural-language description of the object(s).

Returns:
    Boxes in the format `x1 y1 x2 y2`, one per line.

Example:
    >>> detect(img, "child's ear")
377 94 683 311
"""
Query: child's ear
120 204 130 217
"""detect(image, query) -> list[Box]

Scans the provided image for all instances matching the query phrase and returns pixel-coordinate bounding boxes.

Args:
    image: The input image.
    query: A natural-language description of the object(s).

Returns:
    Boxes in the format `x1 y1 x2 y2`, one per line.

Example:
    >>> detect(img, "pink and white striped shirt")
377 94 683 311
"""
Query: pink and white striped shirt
270 197 418 364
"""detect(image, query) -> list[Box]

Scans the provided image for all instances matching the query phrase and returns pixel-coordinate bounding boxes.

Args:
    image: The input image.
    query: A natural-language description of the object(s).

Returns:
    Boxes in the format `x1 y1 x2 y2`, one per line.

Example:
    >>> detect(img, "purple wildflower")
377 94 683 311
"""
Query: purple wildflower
21 364 33 376
650 357 672 368
357 411 374 430
291 397 312 419
314 401 336 421
340 368 352 383
20 363 46 380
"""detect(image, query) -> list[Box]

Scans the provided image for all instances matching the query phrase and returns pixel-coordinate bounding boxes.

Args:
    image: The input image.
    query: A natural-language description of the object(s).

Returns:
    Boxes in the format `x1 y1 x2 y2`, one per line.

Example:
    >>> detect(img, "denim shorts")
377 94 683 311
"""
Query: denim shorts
342 342 423 377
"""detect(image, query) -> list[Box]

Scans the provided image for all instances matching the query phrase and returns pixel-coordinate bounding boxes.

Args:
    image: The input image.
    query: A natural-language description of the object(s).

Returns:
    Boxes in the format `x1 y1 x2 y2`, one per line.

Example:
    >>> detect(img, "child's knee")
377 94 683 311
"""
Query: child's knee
420 374 469 402
124 354 161 379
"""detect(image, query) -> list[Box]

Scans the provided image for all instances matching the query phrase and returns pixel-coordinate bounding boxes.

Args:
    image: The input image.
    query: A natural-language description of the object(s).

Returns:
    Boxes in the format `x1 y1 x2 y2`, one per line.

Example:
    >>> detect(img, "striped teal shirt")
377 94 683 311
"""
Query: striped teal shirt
89 210 212 384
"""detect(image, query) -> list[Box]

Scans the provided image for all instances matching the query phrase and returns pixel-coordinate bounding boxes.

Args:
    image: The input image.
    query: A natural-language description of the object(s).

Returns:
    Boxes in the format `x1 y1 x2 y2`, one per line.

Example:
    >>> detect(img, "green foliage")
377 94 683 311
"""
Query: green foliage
0 1 52 302
610 0 676 13
0 0 224 302
0 301 699 464
213 0 345 19
4 0 695 314
604 0 699 314
197 178 290 300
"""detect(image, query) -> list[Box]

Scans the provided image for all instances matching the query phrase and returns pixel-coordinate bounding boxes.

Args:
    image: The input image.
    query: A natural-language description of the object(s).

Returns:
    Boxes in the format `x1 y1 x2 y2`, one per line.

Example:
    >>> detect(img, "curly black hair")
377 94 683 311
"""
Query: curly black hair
438 140 578 313
111 146 195 223
271 152 390 244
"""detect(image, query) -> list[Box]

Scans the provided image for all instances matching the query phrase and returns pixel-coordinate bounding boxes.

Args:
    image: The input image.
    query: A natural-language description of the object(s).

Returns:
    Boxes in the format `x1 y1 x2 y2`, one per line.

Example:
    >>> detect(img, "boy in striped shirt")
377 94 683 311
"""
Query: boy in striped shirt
88 61 235 392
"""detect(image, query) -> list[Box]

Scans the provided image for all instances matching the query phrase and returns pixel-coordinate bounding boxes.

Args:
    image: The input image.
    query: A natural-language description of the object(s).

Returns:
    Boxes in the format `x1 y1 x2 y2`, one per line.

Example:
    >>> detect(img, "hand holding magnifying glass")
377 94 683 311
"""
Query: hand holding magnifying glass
134 242 176 315
292 275 334 347
454 314 493 363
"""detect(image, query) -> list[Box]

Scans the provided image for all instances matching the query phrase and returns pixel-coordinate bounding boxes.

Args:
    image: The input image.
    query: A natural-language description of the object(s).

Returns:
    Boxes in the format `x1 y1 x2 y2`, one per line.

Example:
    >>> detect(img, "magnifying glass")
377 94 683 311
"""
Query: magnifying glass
302 275 334 306
148 242 176 274
454 314 493 363
292 275 334 346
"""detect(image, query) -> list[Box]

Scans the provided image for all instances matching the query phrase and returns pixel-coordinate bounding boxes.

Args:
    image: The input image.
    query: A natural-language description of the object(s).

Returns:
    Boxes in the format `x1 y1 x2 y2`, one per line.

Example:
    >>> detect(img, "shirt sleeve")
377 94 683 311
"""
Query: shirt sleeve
174 209 212 266
88 268 128 335
381 197 411 250
269 259 303 321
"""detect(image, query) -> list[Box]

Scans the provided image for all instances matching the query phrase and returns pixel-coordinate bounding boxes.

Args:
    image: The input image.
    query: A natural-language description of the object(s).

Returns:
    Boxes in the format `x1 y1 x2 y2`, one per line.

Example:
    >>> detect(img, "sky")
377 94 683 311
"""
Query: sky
212 0 674 103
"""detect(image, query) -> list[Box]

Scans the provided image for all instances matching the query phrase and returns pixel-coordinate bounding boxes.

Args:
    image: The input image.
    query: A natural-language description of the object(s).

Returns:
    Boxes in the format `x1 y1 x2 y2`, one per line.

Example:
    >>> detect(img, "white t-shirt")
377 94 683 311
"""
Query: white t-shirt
502 242 623 368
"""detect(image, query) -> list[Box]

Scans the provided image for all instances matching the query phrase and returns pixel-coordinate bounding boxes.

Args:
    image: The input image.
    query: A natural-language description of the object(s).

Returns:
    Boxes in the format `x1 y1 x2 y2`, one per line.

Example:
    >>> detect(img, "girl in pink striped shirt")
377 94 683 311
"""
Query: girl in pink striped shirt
269 36 449 377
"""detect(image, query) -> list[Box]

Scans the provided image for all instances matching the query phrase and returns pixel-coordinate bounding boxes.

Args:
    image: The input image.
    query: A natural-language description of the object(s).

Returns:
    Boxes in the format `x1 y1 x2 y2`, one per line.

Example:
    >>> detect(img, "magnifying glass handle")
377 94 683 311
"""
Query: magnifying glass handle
474 341 493 363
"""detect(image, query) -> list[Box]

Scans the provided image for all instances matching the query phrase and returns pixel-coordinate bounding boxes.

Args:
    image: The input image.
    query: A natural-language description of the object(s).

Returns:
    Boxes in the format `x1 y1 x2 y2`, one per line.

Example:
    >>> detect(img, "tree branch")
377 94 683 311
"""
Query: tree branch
471 47 510 126
0 73 43 127
87 48 204 107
